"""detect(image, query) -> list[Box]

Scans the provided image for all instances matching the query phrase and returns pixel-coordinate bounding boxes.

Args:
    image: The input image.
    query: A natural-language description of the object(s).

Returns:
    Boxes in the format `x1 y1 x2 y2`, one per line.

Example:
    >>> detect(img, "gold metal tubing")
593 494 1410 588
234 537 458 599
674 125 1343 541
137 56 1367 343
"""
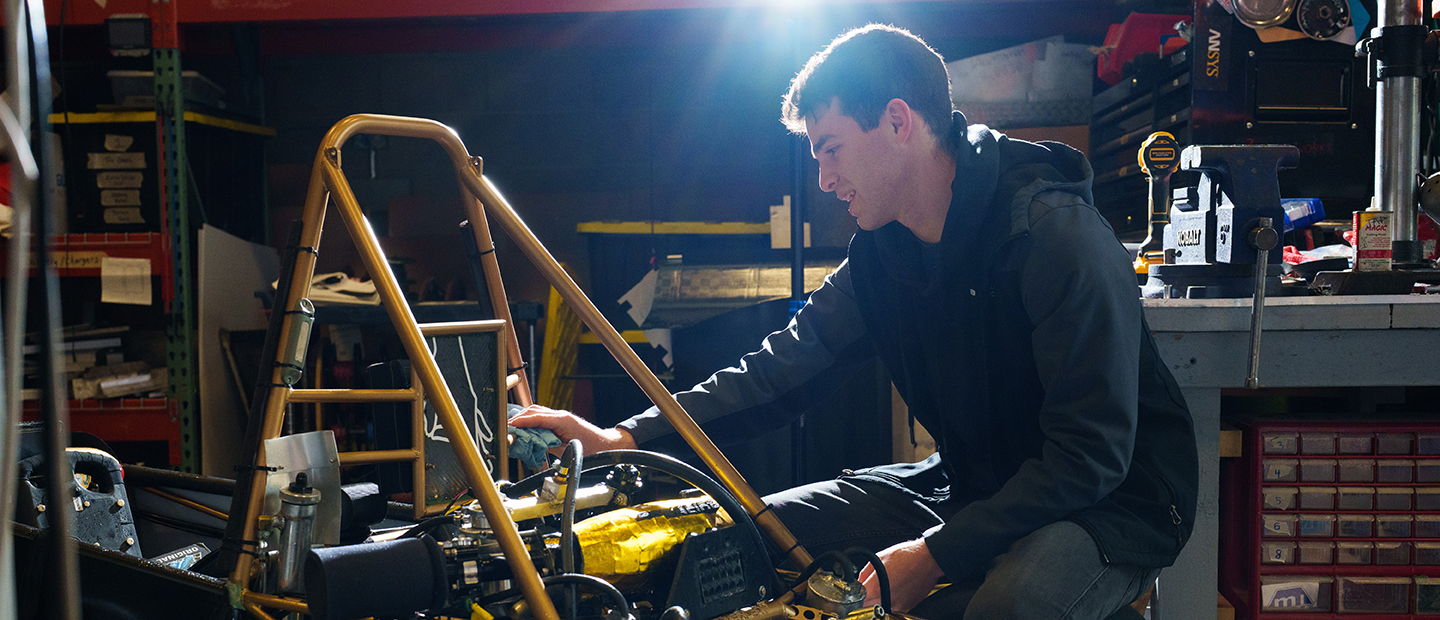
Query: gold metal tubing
230 142 331 588
410 367 428 520
138 487 228 521
242 601 276 620
418 319 506 337
244 592 310 615
453 154 814 569
461 195 534 408
314 115 558 620
337 449 421 466
288 388 419 403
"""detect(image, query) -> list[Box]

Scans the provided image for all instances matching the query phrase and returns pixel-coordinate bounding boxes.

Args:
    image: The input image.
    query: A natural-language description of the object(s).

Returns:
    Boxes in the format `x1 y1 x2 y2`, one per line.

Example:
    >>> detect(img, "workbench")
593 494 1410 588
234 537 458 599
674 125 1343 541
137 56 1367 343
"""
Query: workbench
1144 294 1440 619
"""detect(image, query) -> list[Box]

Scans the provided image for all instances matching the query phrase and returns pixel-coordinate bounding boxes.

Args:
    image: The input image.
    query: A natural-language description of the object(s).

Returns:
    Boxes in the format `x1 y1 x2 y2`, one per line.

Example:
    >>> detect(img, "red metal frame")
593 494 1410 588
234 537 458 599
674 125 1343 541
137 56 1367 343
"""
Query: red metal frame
22 398 182 467
1220 421 1440 619
0 233 172 304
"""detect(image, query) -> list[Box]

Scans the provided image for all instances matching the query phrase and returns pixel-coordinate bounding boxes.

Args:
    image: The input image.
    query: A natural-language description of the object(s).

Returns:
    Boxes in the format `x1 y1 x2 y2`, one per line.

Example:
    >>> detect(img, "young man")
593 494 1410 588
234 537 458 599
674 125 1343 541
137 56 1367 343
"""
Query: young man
512 24 1198 619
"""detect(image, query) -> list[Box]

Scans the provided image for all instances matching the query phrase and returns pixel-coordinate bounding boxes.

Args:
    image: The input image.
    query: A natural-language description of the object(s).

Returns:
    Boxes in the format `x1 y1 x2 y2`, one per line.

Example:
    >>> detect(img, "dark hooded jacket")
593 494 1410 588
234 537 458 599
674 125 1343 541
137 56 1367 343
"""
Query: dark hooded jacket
619 112 1198 583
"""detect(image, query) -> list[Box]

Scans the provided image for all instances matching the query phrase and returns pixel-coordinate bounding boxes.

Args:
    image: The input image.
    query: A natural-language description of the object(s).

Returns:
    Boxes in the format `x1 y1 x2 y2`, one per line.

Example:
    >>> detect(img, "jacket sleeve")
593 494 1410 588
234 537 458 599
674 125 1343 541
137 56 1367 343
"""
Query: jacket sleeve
617 259 878 447
923 194 1142 581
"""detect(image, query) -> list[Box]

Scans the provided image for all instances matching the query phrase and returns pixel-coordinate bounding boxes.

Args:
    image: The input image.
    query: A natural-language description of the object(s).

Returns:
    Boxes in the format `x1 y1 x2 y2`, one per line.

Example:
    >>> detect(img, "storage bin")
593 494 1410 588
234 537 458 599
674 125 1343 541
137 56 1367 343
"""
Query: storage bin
1416 543 1440 566
1339 459 1375 482
1416 576 1440 614
1301 459 1338 482
1418 488 1440 510
1264 486 1299 511
1378 515 1413 538
1418 460 1440 482
1378 432 1414 455
1298 514 1336 537
1337 576 1408 613
1261 576 1332 612
1299 486 1336 510
1377 486 1414 511
1265 459 1300 482
1337 542 1373 565
1337 514 1373 537
1299 541 1334 564
1377 459 1415 483
1264 514 1298 537
1265 432 1300 454
1264 541 1296 564
1418 434 1440 455
1417 515 1440 538
1338 433 1374 454
1376 541 1413 565
1337 486 1374 510
1301 432 1337 455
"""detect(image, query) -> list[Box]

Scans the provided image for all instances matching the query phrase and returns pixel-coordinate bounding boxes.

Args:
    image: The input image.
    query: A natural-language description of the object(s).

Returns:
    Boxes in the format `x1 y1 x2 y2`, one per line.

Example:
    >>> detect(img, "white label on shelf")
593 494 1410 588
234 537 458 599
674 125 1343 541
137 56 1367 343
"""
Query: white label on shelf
104 207 145 225
86 152 146 169
100 189 141 207
103 134 134 152
1262 581 1320 609
100 256 152 306
96 171 143 188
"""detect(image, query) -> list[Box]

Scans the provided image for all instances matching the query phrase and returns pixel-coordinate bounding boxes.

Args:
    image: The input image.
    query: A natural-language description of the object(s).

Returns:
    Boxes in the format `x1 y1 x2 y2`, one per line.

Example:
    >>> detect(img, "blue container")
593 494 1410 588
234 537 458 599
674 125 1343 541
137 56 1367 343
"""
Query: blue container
1282 198 1326 234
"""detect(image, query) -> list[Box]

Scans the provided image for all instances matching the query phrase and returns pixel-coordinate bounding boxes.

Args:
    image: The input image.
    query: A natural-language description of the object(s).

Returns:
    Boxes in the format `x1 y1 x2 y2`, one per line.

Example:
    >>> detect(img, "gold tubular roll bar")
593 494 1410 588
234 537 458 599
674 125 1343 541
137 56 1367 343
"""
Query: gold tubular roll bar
231 114 810 620
443 115 815 571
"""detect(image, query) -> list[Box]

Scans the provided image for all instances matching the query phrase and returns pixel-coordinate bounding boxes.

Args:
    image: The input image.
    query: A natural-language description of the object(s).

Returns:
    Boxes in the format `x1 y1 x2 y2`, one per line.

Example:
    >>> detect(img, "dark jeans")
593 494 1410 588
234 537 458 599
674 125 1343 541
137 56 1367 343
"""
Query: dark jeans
763 477 1157 620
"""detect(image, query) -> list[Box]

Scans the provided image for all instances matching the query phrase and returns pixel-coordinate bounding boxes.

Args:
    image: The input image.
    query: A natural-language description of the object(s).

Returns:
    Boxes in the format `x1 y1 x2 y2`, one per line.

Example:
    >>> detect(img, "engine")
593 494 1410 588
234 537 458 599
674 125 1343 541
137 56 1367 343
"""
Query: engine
300 448 887 620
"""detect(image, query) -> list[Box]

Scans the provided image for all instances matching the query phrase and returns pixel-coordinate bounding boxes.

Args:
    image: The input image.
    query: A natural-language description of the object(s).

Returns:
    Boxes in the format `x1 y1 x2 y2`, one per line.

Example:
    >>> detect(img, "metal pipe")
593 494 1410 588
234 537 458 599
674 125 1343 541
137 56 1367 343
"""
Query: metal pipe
287 388 418 403
1376 0 1425 265
243 601 278 620
308 116 558 620
418 319 507 337
336 449 422 466
228 151 328 589
461 195 534 407
23 0 80 614
449 124 815 570
0 0 35 616
243 592 310 615
138 487 230 522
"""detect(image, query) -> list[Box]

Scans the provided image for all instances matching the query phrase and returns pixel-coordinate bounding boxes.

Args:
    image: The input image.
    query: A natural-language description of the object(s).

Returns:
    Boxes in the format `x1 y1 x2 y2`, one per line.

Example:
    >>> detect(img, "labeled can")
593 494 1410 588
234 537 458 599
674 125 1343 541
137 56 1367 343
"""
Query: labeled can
1353 210 1391 271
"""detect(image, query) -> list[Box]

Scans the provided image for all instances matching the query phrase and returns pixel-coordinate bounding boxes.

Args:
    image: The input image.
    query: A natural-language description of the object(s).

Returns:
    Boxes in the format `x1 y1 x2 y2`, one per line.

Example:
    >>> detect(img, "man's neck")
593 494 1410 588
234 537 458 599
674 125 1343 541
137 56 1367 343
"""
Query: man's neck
902 152 958 244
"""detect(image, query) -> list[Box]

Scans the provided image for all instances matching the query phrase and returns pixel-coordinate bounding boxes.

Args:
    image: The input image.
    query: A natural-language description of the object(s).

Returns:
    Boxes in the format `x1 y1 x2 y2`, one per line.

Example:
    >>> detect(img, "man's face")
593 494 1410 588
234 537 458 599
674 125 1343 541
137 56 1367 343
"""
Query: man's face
805 100 905 231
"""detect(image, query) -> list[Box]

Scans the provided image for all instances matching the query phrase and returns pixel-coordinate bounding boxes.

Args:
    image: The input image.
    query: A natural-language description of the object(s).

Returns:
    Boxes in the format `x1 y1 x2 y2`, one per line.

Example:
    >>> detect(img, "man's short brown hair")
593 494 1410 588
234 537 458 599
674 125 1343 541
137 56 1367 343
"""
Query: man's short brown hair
781 24 955 148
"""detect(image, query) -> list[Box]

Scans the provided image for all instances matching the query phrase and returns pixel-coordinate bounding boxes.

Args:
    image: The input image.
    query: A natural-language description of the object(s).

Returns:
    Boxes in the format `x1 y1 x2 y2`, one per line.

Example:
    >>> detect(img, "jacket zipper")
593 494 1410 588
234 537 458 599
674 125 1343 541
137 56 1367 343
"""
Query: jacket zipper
1134 456 1185 547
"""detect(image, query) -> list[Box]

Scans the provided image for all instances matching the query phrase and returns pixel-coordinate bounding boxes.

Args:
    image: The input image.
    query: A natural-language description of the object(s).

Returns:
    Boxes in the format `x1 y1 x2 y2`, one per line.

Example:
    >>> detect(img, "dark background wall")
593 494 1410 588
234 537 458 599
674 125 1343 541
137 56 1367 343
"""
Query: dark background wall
249 3 1114 303
45 1 1116 490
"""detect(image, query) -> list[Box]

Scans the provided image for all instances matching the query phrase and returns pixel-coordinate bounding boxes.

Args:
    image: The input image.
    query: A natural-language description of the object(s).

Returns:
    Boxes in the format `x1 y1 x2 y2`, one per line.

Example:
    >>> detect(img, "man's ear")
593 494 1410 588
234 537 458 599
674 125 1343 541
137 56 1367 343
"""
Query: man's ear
884 98 915 144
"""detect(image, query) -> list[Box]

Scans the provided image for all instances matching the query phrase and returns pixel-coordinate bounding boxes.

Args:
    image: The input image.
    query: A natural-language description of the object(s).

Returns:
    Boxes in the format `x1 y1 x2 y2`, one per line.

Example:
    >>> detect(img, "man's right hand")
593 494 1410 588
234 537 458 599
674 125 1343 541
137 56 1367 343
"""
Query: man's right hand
509 405 637 456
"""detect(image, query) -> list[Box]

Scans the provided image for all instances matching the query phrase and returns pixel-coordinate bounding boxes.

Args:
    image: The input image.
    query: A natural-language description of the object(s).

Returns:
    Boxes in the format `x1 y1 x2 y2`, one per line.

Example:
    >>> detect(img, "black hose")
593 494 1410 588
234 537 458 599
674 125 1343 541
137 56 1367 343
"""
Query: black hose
843 546 891 614
401 515 455 539
476 573 630 617
788 550 855 588
559 439 583 620
581 450 780 593
504 466 557 499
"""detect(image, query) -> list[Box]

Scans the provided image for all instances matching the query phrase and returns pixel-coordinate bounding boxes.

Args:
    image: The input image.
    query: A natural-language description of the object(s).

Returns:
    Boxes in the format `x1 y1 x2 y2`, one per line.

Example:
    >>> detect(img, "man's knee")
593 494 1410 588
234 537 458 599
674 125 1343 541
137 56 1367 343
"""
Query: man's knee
960 573 1048 620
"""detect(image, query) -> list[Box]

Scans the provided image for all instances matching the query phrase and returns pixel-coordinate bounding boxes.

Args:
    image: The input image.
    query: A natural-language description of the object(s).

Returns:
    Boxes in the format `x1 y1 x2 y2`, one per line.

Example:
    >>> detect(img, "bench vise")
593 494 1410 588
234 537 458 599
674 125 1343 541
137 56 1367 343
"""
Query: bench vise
1144 144 1298 298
